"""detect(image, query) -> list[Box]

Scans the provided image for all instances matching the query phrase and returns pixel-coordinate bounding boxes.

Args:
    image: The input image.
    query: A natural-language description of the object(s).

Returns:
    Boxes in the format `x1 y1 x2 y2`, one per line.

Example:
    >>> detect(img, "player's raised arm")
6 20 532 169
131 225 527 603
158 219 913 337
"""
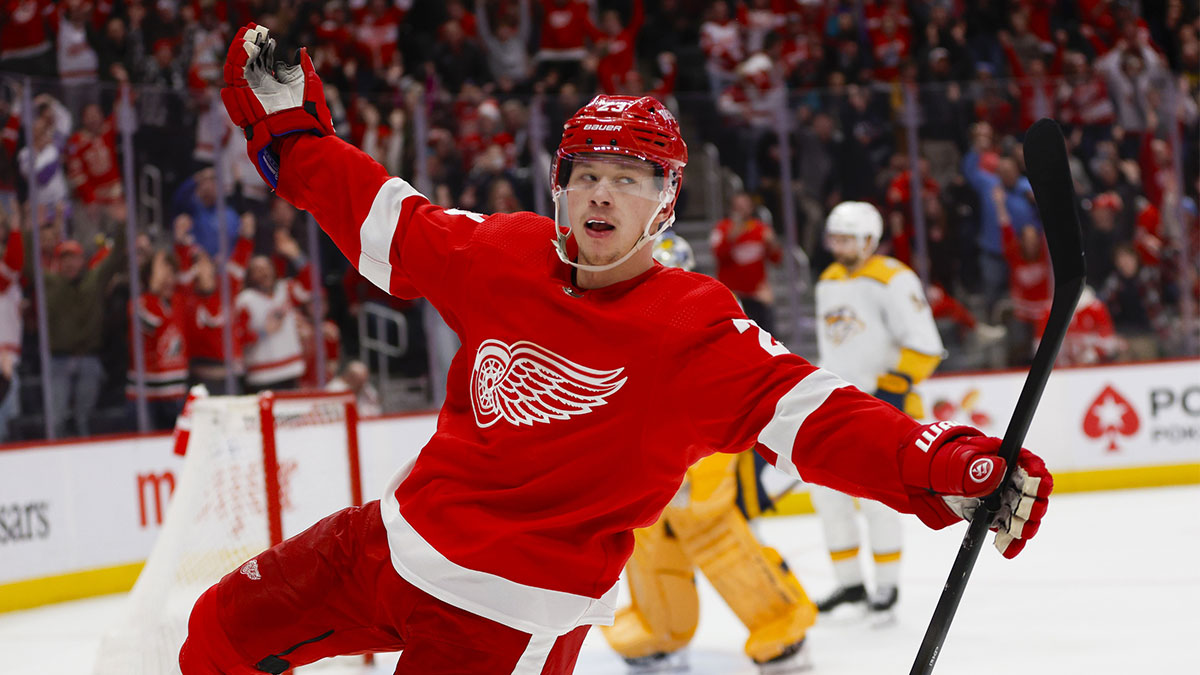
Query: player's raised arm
674 286 1050 558
219 24 474 303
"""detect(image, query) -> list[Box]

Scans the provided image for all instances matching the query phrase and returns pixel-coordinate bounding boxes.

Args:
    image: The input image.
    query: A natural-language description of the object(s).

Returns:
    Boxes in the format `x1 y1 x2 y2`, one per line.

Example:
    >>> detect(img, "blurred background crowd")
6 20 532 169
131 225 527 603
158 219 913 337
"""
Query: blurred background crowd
0 0 1196 442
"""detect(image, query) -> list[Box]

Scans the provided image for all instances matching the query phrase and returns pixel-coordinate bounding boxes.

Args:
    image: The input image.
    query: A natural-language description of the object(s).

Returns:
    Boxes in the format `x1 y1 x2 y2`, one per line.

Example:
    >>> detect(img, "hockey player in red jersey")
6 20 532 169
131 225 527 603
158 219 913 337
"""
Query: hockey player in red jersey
182 24 1054 674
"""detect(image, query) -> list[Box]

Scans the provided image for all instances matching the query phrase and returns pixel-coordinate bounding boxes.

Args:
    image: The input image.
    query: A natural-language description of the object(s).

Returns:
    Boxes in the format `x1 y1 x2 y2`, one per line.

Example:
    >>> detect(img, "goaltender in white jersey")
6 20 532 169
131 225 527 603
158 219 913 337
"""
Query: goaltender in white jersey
811 201 944 619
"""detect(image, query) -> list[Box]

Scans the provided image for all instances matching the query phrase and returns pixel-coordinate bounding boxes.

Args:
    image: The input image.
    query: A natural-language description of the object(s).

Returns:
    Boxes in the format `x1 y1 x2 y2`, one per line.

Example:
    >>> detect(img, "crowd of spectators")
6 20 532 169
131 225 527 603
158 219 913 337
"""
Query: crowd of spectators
0 0 1197 442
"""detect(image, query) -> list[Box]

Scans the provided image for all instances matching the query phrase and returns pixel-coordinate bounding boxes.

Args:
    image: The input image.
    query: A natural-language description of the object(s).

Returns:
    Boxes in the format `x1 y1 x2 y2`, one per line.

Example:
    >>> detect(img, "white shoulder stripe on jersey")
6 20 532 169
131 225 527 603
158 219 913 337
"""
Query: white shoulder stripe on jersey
756 369 853 478
358 177 425 293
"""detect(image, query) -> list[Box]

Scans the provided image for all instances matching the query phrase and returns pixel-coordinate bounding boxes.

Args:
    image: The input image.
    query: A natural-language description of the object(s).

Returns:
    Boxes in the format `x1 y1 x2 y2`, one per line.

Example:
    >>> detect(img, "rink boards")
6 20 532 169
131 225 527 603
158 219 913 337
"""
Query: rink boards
1 358 1197 612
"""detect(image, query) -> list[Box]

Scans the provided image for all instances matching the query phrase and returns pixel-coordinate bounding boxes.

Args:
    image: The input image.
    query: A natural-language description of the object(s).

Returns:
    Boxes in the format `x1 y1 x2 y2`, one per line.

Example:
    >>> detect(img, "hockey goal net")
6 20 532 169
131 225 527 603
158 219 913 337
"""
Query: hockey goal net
94 390 363 674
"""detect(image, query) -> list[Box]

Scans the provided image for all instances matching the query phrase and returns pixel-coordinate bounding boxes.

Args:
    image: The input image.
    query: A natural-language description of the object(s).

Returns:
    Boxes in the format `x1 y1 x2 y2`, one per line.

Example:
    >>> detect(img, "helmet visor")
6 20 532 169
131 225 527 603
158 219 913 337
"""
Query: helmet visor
552 155 674 271
555 154 665 198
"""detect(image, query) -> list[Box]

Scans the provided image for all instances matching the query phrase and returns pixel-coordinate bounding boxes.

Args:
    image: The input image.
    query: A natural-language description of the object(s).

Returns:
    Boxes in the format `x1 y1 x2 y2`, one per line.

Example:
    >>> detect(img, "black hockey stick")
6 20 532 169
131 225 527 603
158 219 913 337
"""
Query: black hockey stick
909 118 1087 675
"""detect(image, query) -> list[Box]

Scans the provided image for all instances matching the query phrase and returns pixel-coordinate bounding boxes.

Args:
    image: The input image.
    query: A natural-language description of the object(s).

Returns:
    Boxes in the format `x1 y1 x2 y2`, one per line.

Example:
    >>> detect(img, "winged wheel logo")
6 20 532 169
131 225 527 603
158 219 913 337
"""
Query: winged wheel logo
470 339 627 428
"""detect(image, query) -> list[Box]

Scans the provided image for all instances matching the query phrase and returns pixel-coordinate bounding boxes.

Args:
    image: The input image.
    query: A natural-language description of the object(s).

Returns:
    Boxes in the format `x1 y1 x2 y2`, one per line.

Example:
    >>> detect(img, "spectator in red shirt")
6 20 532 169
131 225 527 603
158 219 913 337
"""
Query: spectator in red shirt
594 0 643 94
971 63 1020 138
128 247 189 429
353 0 407 72
1039 285 1122 366
175 212 256 395
737 0 785 54
868 11 910 81
535 0 604 88
710 191 783 334
999 189 1052 366
66 103 123 236
315 1 354 60
0 0 57 77
299 316 340 390
884 156 938 266
700 0 744 97
999 28 1063 133
1056 51 1115 157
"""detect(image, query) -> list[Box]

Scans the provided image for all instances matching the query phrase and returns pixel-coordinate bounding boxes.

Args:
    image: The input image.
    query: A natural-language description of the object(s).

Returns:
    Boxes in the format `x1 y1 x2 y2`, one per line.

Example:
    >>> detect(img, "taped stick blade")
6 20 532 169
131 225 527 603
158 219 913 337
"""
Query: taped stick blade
1022 118 1087 284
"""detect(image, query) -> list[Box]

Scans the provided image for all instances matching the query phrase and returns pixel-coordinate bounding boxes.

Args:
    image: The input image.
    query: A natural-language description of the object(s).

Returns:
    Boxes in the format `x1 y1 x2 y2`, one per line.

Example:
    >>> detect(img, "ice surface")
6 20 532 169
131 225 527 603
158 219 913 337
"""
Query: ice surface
1 486 1196 674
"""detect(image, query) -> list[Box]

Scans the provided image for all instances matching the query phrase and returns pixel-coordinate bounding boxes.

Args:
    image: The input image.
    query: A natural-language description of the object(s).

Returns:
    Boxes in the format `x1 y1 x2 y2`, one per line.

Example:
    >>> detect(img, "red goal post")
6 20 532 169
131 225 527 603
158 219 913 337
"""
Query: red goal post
94 388 367 674
258 390 363 547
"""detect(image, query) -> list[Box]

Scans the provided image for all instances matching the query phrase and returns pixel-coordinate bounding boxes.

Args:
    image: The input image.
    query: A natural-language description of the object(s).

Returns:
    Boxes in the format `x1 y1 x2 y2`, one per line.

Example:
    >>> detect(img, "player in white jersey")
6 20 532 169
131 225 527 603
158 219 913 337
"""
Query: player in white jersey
811 201 944 619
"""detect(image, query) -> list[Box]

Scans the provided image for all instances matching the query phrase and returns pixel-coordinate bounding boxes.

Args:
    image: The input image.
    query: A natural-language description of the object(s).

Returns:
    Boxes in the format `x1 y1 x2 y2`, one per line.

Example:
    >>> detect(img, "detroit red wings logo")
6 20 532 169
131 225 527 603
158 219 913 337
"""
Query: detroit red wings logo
470 339 627 428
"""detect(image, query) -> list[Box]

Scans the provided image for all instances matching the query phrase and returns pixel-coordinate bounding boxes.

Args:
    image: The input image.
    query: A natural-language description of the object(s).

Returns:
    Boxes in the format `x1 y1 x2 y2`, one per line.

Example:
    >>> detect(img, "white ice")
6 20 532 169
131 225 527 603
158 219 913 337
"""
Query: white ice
1 486 1197 674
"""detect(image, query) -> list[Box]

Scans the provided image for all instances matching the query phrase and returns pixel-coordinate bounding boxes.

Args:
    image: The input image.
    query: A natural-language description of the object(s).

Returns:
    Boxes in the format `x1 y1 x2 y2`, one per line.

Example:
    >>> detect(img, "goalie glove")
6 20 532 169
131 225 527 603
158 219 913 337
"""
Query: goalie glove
899 421 1053 559
220 23 334 188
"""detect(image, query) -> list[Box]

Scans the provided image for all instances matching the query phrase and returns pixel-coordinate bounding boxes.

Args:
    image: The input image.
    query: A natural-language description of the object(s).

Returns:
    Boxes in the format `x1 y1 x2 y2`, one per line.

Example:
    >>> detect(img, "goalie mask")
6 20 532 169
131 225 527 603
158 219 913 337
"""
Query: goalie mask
652 229 696 271
551 95 688 272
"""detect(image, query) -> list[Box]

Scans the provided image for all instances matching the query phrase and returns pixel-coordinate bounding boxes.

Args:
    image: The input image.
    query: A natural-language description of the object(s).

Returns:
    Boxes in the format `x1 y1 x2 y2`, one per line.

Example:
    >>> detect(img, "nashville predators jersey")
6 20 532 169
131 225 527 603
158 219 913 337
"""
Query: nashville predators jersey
815 255 943 391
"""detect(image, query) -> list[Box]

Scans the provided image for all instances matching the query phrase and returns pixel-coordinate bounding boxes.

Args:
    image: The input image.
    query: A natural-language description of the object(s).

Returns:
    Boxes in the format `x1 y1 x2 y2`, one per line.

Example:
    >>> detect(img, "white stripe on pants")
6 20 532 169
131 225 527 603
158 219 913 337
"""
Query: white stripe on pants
511 631 558 674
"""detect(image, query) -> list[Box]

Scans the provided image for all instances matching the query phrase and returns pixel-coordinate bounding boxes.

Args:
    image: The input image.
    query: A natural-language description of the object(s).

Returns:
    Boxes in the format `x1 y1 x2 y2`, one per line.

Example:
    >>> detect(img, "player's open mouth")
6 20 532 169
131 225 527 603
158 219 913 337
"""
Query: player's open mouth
584 219 616 237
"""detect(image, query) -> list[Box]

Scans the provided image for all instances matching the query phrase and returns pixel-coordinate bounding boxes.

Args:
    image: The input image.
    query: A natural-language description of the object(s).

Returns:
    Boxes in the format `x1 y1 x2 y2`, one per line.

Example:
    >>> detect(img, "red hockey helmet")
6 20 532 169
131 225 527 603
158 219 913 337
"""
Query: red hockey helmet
553 95 688 212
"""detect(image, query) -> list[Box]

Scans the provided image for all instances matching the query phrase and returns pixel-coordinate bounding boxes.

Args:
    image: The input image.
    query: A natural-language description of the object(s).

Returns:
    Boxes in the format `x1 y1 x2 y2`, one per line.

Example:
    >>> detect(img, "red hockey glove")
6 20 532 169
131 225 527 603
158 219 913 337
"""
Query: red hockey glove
220 23 334 188
899 421 1053 559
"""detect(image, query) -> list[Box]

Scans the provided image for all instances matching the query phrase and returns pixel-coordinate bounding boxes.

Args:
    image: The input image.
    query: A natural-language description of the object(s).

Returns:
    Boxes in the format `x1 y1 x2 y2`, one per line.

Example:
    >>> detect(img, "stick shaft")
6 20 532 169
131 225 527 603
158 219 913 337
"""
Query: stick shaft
909 118 1086 674
909 278 1080 675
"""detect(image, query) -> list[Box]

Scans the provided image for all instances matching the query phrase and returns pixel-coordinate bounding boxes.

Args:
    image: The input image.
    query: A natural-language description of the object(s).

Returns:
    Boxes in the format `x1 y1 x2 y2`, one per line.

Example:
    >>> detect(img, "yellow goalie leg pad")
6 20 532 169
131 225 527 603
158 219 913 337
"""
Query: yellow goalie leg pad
600 519 699 660
667 456 817 664
743 547 818 664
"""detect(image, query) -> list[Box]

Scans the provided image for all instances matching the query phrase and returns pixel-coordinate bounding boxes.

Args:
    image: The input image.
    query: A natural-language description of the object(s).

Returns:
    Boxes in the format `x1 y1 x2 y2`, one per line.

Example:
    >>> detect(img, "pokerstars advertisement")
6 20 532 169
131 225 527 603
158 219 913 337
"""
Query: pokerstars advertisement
921 359 1200 469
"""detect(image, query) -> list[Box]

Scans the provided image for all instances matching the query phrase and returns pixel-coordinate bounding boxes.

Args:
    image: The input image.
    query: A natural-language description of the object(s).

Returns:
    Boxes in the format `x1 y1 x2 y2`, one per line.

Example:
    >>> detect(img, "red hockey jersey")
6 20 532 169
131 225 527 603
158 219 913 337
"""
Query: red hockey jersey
128 292 189 400
710 217 781 297
176 238 255 365
1002 223 1053 322
66 119 122 206
275 134 931 634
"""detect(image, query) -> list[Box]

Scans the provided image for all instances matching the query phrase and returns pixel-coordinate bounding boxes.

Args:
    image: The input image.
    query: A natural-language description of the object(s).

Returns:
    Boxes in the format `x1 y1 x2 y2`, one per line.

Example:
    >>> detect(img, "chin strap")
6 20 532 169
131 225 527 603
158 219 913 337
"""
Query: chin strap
551 186 676 273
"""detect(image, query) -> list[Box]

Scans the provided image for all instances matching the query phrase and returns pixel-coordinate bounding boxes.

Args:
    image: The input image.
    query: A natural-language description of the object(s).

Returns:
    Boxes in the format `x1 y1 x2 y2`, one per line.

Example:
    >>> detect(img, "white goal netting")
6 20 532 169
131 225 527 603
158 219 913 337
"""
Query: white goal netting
93 391 361 675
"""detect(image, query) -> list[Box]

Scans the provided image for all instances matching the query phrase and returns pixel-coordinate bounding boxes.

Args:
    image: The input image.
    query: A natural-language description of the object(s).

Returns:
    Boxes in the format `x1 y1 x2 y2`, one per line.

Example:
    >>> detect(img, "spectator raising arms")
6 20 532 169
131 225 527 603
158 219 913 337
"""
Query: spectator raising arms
475 0 533 88
535 0 604 86
29 222 126 438
66 103 123 239
127 248 189 430
235 227 313 393
998 186 1052 365
594 0 643 94
17 94 72 227
175 212 255 396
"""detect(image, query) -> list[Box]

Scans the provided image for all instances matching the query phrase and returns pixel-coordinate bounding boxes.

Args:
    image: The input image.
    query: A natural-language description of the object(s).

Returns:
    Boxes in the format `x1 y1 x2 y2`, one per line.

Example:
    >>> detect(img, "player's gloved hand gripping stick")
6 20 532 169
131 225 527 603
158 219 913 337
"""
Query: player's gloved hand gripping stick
221 24 335 188
909 118 1086 674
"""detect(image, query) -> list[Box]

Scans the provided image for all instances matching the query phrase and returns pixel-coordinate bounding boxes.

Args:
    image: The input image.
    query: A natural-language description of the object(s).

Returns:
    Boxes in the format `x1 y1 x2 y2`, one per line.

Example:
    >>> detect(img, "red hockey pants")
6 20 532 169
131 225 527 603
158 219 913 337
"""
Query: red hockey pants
178 500 590 674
